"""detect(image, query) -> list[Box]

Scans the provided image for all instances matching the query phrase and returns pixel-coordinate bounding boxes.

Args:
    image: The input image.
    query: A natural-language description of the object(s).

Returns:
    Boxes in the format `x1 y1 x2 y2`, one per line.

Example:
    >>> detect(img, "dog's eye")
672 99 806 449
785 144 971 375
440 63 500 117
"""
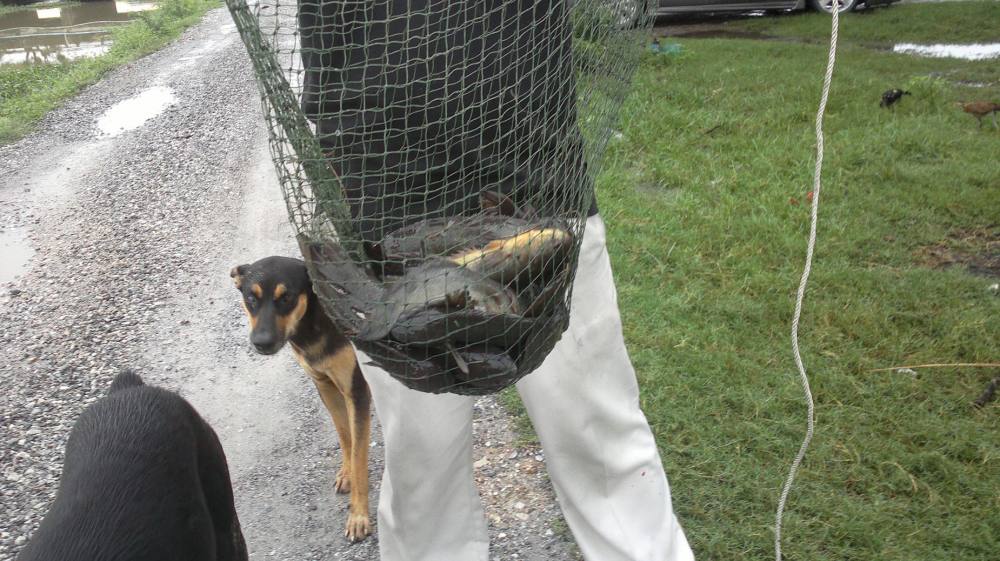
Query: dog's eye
246 294 258 307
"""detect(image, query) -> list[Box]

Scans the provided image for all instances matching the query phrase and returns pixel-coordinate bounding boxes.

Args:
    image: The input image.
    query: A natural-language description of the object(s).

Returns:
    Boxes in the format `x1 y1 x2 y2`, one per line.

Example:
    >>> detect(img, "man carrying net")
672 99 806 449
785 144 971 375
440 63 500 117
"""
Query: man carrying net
295 1 695 559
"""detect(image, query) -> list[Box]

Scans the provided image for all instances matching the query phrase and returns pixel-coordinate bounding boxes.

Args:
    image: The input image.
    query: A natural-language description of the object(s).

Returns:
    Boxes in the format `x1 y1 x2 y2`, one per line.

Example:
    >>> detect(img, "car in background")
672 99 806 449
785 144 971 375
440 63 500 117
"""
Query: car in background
611 0 899 25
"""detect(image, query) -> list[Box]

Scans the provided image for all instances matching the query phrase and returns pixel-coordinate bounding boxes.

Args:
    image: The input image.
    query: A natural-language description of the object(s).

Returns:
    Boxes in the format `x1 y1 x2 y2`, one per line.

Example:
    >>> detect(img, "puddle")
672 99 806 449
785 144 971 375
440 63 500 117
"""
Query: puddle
671 29 771 40
893 43 1000 61
659 24 772 41
96 86 177 137
0 1 158 66
0 226 34 285
917 229 1000 279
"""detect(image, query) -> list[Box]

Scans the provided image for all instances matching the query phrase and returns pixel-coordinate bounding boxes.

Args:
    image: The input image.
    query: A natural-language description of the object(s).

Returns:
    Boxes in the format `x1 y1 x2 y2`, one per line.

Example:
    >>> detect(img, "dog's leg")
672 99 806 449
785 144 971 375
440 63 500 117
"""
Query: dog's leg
345 363 372 542
310 376 354 494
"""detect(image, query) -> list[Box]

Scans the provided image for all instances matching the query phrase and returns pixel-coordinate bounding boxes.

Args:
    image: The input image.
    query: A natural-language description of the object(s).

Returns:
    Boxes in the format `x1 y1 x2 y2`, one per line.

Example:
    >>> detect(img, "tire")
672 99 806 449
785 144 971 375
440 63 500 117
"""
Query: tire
808 0 859 13
610 0 646 29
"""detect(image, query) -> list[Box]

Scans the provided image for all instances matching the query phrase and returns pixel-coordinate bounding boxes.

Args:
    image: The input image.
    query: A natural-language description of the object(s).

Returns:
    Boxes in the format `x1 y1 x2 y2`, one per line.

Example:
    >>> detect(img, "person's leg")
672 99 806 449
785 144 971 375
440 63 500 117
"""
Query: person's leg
516 215 694 561
355 356 489 561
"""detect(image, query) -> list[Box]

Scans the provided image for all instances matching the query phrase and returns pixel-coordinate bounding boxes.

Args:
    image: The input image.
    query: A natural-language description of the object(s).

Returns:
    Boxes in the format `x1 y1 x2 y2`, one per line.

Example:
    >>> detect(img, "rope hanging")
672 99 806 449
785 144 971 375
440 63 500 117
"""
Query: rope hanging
775 5 841 560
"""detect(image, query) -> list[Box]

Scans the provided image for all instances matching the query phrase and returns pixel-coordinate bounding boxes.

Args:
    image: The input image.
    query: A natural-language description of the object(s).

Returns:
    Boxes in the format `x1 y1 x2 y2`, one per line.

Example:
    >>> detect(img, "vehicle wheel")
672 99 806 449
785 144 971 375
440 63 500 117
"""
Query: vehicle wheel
610 0 646 29
808 0 859 13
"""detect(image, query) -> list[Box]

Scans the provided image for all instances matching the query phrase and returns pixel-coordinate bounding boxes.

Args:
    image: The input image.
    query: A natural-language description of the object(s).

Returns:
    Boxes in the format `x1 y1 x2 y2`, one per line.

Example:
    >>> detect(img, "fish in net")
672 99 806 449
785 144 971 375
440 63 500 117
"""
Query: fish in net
225 0 651 394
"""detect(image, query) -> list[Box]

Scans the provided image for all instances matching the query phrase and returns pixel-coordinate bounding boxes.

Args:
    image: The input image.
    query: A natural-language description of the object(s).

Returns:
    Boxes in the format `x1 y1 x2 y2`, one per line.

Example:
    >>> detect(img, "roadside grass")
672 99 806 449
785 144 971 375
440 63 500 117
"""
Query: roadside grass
505 19 999 561
0 0 217 144
728 1 1000 46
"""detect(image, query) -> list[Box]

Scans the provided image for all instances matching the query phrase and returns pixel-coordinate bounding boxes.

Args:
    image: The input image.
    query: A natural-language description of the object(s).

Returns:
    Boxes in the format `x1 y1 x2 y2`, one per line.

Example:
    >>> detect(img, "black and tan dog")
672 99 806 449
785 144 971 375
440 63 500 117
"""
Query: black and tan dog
230 256 372 541
17 370 247 561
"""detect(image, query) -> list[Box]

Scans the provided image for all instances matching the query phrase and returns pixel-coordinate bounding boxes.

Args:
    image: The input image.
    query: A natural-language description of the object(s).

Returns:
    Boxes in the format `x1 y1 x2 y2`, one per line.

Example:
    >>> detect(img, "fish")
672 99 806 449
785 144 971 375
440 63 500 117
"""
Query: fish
353 339 517 395
446 345 519 393
375 214 535 275
297 234 384 337
357 258 521 341
353 339 459 394
447 226 574 285
389 307 536 347
371 190 544 275
479 190 539 219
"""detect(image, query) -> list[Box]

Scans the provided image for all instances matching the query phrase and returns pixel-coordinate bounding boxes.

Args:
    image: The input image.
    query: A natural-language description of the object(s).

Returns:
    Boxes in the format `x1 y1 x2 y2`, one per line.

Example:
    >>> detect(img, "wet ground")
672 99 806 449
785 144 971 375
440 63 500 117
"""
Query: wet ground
917 228 1000 279
0 1 157 65
892 42 1000 60
654 11 1000 61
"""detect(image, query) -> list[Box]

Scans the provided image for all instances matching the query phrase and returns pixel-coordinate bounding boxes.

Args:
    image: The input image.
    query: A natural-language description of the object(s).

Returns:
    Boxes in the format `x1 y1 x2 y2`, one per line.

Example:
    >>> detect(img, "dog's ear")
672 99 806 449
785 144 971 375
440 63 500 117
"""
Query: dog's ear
230 265 248 289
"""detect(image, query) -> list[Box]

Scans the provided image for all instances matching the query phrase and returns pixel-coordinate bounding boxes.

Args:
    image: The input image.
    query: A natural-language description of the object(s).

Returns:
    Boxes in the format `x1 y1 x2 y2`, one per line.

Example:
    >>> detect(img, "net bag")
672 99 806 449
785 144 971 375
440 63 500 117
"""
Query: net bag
226 0 651 395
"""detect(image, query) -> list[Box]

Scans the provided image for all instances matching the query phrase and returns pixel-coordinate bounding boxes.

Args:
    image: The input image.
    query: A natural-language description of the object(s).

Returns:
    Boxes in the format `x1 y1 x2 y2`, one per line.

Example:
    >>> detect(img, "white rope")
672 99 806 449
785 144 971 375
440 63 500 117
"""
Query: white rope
774 4 840 561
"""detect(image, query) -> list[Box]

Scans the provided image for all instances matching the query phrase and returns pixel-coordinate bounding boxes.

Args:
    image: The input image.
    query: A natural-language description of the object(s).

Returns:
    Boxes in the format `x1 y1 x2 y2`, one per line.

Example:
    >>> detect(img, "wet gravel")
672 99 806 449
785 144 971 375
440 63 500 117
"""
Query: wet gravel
0 7 576 560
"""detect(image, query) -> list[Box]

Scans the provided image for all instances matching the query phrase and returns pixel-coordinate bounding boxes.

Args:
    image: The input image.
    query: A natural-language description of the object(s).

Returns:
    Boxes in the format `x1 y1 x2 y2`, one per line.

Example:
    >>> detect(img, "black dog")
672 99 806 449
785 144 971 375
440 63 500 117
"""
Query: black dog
17 371 247 561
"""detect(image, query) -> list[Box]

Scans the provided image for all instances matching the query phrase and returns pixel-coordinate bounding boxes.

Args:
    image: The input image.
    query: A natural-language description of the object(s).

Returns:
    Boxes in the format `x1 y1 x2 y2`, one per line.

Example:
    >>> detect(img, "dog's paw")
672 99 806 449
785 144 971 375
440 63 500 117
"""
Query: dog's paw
345 513 371 542
334 467 351 494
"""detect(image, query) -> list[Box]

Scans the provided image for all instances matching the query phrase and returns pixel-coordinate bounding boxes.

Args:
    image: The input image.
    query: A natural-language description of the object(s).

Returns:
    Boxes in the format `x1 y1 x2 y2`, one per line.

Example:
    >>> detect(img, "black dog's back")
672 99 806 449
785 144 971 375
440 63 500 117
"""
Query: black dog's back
17 371 247 561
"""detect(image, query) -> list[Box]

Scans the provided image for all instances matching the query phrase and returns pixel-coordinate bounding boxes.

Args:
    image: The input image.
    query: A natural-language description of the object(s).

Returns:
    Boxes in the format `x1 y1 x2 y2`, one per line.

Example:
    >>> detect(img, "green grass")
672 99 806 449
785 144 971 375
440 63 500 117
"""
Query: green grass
0 0 217 144
506 5 1000 560
730 1 1000 46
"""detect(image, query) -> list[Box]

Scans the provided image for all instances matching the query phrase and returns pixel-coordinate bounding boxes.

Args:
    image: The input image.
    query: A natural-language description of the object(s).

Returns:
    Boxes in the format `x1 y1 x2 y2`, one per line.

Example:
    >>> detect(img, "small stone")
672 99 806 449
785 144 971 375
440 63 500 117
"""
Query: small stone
15 535 26 546
514 501 525 510
473 458 489 469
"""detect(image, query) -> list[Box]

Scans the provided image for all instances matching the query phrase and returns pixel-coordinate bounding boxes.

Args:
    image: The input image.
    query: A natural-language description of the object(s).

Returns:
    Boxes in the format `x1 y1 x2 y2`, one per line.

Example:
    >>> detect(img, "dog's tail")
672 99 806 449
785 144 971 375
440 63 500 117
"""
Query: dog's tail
109 369 145 394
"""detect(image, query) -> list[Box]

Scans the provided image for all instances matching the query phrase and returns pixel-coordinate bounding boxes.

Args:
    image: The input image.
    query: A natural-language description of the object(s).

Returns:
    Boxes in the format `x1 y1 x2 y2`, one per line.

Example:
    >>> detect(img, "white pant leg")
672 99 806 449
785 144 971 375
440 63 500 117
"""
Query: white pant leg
356 357 489 561
516 215 694 561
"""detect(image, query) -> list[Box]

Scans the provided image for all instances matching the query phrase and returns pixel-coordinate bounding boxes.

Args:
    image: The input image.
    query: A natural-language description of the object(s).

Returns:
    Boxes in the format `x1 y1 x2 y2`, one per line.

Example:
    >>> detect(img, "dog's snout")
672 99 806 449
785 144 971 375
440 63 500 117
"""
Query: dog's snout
250 330 281 355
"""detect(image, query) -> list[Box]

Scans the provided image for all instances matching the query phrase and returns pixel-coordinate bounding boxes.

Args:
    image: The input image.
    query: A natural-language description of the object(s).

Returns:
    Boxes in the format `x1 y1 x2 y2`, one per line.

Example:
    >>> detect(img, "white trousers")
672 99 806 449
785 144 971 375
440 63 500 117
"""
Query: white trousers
357 215 694 561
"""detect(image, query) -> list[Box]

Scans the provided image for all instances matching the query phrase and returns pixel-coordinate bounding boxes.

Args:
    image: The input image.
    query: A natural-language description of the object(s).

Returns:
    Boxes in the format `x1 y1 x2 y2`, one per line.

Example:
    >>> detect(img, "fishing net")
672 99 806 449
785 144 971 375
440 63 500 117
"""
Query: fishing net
225 0 651 395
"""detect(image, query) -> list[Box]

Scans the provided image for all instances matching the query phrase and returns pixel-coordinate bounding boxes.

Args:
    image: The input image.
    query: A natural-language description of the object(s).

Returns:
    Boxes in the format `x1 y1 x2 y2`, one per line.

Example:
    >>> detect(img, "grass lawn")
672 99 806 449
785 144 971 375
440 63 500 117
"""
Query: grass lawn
0 0 217 144
508 3 999 560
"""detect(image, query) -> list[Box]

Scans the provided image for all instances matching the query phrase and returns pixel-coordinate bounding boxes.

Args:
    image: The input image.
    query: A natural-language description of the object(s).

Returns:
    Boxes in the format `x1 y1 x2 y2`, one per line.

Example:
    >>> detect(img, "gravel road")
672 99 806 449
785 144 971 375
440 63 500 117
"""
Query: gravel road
0 8 577 560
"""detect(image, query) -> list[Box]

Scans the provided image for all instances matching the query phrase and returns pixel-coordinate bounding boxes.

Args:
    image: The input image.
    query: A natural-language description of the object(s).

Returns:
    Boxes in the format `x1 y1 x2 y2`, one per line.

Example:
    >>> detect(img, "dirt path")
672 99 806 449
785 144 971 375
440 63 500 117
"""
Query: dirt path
0 8 575 560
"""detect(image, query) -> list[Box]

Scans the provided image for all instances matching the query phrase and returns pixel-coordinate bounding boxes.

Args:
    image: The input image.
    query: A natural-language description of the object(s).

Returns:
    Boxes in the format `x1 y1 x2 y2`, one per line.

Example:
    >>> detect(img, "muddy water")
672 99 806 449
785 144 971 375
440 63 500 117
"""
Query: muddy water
893 43 1000 61
0 226 33 284
0 1 157 65
96 85 177 137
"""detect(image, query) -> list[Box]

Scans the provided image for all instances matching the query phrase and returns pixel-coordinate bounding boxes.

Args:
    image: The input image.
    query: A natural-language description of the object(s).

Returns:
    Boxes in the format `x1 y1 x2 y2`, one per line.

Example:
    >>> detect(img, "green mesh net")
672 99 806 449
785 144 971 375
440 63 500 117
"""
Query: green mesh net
225 0 651 395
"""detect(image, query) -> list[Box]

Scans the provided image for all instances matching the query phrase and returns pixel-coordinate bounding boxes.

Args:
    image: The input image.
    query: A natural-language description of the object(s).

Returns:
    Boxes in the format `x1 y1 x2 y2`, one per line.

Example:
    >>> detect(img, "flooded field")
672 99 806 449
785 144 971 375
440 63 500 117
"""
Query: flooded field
0 1 157 65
